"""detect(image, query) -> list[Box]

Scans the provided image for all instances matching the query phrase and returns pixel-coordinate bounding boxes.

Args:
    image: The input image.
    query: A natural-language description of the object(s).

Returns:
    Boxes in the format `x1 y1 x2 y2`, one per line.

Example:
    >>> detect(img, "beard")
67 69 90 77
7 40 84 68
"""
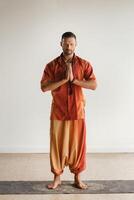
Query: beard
63 49 73 55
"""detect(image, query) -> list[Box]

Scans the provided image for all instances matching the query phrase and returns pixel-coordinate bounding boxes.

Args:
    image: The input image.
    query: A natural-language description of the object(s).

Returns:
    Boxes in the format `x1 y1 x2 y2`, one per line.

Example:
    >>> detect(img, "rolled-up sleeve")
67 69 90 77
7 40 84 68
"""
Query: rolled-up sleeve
84 62 96 81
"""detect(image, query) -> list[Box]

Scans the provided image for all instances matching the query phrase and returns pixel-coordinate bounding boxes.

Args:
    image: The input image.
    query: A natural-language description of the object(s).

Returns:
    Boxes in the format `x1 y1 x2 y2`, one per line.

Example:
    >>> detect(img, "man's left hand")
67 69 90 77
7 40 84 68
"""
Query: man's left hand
68 64 74 82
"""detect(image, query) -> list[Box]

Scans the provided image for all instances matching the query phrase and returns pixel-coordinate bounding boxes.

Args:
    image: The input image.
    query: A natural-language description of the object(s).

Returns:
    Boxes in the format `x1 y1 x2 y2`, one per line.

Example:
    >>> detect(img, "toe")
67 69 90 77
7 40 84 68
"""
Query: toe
82 183 88 189
47 182 61 189
47 183 54 189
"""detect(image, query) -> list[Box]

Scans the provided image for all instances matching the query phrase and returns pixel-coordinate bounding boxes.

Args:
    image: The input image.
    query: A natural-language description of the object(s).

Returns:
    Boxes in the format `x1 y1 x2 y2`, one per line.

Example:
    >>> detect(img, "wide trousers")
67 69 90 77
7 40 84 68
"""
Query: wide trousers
49 119 86 175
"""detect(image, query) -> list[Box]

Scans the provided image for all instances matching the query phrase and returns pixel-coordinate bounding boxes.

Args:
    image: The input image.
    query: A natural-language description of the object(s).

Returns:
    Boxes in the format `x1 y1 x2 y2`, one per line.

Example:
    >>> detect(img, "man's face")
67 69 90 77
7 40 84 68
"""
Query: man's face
60 37 77 56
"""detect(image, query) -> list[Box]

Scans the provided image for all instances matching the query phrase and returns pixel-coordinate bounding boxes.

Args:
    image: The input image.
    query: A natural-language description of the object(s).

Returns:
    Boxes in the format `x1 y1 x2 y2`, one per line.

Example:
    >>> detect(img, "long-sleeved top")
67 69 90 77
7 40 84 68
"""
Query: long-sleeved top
40 52 96 120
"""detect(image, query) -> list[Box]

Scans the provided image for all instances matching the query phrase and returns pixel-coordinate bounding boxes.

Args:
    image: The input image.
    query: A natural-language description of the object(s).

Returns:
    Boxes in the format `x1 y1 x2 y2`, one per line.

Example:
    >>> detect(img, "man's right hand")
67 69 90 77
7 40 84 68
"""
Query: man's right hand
65 64 70 81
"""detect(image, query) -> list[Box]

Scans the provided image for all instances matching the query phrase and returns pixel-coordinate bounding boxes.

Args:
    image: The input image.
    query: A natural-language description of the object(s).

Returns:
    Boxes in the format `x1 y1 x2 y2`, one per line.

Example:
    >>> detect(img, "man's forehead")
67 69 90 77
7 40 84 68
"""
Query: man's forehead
62 37 76 43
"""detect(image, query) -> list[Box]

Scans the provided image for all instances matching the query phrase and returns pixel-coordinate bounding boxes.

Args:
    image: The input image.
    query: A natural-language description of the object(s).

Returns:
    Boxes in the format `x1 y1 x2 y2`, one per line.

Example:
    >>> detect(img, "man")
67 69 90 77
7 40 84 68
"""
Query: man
40 32 97 189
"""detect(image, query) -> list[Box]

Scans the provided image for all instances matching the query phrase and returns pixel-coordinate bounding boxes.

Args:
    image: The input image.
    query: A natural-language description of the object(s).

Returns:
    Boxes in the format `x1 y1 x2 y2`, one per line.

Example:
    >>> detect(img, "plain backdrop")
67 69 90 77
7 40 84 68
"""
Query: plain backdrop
0 0 134 153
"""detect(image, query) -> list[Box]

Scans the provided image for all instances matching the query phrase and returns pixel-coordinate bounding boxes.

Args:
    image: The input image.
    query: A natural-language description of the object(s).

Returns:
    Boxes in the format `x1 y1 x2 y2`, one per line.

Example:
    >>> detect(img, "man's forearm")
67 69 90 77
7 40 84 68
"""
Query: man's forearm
41 79 68 92
73 79 97 90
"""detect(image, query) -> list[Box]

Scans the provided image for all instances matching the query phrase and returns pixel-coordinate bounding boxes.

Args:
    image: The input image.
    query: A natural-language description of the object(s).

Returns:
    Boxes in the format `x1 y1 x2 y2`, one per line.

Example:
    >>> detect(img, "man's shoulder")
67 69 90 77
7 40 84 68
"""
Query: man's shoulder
45 54 92 67
44 56 59 71
76 55 91 65
47 55 60 65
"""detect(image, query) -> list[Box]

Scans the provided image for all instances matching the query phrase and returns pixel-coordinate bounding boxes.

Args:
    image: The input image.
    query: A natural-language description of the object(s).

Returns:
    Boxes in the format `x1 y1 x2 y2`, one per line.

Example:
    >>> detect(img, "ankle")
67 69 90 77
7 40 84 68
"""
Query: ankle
74 173 80 180
54 174 61 179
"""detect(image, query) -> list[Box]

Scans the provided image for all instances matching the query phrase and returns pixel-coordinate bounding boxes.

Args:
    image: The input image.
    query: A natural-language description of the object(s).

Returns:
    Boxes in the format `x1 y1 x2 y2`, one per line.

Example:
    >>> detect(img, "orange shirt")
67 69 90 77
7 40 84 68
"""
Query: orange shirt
40 53 96 120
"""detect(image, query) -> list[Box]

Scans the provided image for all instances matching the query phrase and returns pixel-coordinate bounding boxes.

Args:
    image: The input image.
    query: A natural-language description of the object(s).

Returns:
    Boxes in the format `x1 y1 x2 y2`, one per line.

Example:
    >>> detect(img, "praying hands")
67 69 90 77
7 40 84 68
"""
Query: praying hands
65 62 74 82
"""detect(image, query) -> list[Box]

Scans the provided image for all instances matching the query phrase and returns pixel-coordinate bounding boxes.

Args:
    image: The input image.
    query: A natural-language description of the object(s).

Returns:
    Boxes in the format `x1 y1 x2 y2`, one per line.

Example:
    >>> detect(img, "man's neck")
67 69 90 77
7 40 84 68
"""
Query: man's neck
62 53 74 62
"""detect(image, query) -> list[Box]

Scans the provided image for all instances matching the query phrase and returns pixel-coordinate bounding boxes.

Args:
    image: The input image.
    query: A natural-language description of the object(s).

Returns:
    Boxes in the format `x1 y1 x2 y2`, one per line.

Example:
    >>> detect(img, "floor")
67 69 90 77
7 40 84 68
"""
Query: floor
0 153 134 199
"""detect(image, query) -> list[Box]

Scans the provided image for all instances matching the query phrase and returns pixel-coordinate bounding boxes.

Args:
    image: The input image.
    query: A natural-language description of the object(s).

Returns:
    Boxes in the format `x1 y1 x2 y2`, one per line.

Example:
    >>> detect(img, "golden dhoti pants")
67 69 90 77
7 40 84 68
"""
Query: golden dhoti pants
49 119 86 175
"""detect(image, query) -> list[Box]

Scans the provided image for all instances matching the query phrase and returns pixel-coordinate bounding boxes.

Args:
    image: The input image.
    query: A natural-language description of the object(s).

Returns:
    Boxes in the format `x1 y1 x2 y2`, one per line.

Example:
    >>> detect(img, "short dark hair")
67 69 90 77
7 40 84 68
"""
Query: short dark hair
61 32 76 40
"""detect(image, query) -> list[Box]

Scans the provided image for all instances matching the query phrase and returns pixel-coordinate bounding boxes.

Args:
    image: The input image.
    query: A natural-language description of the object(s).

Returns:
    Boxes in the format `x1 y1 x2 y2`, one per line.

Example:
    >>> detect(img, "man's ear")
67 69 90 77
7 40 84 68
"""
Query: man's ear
60 41 62 47
75 40 77 47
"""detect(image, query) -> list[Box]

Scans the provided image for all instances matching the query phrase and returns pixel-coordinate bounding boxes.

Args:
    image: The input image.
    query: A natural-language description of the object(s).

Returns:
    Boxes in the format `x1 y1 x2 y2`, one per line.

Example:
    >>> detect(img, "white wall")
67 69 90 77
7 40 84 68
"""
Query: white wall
0 0 134 153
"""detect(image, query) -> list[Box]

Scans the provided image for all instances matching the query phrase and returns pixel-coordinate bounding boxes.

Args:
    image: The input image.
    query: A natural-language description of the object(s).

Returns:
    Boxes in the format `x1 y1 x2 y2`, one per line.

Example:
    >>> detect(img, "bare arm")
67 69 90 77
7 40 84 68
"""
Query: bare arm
73 79 97 90
68 63 97 90
41 78 68 92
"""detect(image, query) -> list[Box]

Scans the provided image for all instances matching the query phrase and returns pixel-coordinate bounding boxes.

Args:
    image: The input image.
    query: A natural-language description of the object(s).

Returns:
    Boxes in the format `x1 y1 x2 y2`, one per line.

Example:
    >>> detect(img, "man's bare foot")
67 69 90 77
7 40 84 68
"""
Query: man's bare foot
74 180 88 189
74 174 88 189
47 174 61 189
